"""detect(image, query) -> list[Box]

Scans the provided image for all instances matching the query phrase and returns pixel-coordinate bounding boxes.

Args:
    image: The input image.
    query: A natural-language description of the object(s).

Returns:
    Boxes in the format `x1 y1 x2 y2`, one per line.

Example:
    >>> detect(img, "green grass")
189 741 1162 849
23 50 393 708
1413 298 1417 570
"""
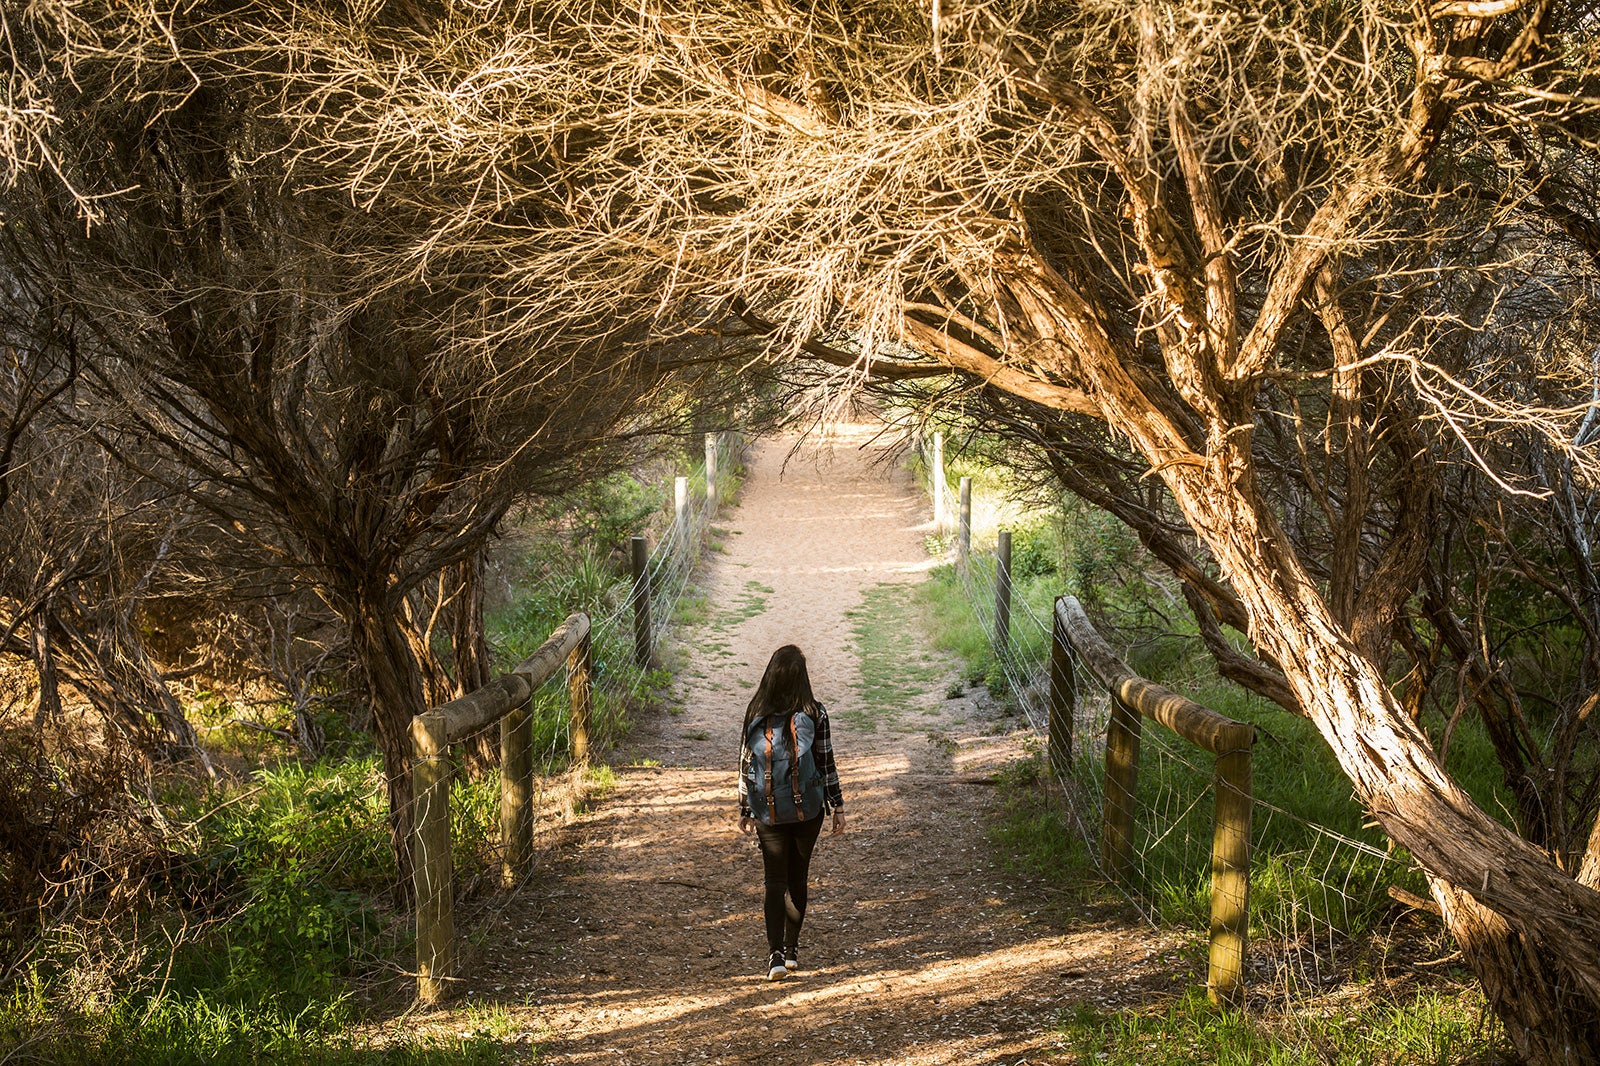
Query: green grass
1092 661 1521 937
846 582 950 732
920 536 1434 937
486 542 668 767
1058 988 1506 1066
711 580 772 631
916 564 993 681
916 558 1059 698
0 985 506 1065
584 764 618 793
672 580 771 674
673 593 712 628
986 751 1113 915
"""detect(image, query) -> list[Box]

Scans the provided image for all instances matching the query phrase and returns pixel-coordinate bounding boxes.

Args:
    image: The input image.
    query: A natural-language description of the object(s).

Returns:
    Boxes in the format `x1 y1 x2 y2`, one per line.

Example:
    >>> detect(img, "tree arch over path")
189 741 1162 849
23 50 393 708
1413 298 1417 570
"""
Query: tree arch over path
294 1 1592 1057
463 427 1169 1065
8 0 1599 1056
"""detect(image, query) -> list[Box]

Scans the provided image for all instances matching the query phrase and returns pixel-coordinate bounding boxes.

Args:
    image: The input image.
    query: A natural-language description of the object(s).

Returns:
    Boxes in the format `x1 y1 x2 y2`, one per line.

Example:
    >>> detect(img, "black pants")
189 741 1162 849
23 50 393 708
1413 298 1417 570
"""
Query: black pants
754 814 825 952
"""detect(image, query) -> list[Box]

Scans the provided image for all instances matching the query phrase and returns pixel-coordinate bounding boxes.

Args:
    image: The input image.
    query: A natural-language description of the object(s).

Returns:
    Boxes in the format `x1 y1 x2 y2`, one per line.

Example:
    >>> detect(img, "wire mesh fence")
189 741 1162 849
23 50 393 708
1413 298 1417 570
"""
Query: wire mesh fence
948 509 1430 1006
408 432 738 1001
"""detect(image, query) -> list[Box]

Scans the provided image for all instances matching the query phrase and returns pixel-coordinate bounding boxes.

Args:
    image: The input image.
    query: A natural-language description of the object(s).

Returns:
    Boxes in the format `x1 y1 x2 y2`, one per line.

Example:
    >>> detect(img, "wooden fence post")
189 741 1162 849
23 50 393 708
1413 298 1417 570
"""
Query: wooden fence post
674 475 688 537
410 612 590 1004
1060 595 1255 998
500 695 533 888
1047 598 1076 780
1101 694 1141 880
705 433 719 513
995 528 1012 660
932 431 946 531
411 711 453 1004
958 476 971 569
631 535 652 668
1208 744 1253 1004
568 629 593 765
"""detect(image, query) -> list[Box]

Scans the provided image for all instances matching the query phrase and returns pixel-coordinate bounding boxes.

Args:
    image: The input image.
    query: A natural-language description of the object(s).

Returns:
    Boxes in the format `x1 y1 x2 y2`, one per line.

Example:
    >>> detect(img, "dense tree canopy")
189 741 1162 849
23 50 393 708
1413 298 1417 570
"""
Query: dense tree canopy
5 0 1600 1058
0 0 758 884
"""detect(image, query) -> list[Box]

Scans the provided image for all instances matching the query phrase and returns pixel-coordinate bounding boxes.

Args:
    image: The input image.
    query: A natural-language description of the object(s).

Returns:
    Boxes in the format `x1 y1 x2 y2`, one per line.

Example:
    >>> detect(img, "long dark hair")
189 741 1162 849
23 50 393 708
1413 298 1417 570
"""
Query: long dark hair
744 644 817 727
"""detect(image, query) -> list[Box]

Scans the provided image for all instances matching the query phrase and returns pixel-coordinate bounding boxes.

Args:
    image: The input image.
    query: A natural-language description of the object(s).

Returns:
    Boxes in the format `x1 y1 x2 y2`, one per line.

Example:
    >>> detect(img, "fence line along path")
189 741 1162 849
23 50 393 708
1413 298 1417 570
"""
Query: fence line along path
431 425 1180 1066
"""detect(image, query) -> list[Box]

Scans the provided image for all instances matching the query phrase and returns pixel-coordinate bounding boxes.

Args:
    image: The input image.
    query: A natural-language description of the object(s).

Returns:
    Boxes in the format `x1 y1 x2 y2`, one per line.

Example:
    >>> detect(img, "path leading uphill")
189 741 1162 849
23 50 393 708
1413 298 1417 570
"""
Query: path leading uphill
439 424 1177 1065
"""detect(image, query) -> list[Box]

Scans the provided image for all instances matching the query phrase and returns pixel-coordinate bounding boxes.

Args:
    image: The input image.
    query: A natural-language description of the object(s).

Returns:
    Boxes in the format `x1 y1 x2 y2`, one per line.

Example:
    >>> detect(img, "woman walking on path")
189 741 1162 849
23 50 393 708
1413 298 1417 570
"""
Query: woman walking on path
738 645 847 981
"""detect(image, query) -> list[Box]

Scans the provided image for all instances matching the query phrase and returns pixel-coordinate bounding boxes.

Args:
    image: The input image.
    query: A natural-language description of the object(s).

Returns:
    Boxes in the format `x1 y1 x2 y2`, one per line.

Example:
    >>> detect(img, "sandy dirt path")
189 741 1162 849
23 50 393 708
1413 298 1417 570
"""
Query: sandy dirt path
454 424 1170 1065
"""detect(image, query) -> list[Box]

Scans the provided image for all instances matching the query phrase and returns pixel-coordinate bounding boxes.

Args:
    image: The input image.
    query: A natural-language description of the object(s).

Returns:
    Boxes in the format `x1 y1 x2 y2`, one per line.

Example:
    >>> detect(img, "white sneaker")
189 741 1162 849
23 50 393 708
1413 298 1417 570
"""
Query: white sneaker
783 947 799 972
766 950 787 981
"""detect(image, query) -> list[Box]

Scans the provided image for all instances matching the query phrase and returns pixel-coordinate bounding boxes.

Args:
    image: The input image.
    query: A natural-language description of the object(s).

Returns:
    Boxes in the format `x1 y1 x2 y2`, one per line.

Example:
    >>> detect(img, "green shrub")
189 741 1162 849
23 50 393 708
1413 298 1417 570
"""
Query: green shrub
167 759 392 1008
545 471 663 556
983 658 1012 698
1009 520 1062 579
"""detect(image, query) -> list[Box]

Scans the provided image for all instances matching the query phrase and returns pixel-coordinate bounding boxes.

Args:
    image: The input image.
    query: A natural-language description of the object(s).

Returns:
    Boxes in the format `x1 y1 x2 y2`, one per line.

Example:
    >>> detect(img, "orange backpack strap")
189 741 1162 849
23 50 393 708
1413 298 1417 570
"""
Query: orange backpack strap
763 717 776 820
788 714 804 814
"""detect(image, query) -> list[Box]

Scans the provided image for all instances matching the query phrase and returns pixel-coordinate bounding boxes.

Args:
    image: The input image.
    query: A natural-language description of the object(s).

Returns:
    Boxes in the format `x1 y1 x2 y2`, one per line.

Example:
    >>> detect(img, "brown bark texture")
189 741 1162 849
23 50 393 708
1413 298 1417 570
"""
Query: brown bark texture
346 594 433 901
448 553 500 773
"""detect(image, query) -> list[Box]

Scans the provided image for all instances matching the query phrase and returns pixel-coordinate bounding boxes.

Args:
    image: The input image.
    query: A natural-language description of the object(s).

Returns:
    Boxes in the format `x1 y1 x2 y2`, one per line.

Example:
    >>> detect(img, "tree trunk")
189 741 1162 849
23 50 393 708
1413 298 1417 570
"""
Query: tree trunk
400 596 455 709
30 606 60 731
448 553 498 773
1161 449 1600 1063
1434 880 1600 1064
995 246 1600 1060
451 553 493 698
346 591 432 899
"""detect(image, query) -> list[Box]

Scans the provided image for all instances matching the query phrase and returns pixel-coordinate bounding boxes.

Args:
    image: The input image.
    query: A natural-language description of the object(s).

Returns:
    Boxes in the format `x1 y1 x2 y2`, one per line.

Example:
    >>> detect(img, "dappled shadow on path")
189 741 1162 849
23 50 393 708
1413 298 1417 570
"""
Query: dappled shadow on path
396 428 1184 1064
438 756 1186 1066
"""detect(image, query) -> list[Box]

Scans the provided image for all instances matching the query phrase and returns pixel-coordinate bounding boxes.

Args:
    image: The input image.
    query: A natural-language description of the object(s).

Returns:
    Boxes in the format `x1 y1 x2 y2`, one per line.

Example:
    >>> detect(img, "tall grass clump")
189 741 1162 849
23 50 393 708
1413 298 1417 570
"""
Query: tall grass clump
919 522 1063 698
488 470 680 767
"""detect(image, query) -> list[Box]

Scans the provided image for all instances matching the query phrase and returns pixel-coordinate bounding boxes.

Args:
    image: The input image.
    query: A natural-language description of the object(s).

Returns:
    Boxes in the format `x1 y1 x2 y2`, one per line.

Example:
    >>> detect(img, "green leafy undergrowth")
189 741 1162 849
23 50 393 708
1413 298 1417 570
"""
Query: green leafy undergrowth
167 758 394 1006
2 980 506 1065
4 753 516 1065
486 541 662 766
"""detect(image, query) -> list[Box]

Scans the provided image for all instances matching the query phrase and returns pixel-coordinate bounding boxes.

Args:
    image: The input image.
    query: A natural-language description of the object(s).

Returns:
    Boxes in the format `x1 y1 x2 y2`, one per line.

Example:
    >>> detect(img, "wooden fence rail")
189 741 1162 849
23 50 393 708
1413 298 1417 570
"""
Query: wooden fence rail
410 610 593 1005
1053 595 1256 1005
